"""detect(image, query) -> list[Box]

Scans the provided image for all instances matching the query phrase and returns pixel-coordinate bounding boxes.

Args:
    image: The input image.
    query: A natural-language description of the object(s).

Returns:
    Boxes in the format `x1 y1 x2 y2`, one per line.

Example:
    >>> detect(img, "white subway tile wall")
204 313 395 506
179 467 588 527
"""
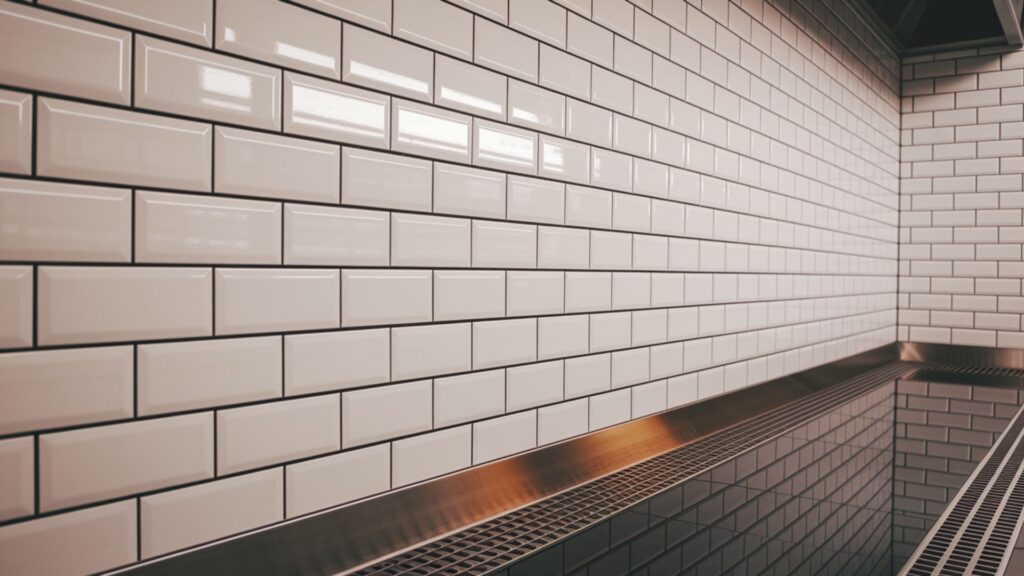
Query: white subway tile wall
899 47 1024 348
0 0 899 571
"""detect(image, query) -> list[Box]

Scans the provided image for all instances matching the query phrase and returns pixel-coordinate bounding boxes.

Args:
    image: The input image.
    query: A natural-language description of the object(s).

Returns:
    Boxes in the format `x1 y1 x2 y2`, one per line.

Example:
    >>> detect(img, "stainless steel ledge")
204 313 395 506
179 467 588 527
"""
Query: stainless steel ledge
901 342 1024 370
109 343 900 576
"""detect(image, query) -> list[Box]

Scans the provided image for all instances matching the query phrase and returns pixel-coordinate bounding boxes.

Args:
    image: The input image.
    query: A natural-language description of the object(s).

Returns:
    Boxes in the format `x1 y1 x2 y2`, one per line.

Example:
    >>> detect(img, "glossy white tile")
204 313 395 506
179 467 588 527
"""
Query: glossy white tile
0 346 132 435
343 24 433 102
506 360 563 411
433 163 507 219
140 469 281 558
0 500 137 576
0 267 31 349
567 13 612 68
394 0 473 60
391 323 472 381
342 148 432 211
42 0 213 46
342 380 432 447
507 271 564 316
591 148 633 192
510 0 566 48
215 268 339 335
434 270 506 321
217 396 339 474
0 90 31 174
539 45 591 101
138 336 280 415
217 0 340 78
474 17 538 82
538 226 590 269
472 411 536 464
566 99 613 147
392 99 473 163
341 269 432 327
473 119 537 174
37 267 212 345
507 175 565 225
284 72 390 147
37 98 212 192
284 205 390 266
135 36 280 129
434 56 507 121
472 220 537 268
539 135 591 184
392 426 471 487
0 178 131 262
39 414 213 510
0 2 130 104
434 370 505 427
391 213 471 267
215 127 341 203
565 185 612 228
292 0 391 32
285 329 390 395
473 317 536 369
509 80 566 135
135 191 281 264
538 314 589 359
285 444 389 517
0 437 33 522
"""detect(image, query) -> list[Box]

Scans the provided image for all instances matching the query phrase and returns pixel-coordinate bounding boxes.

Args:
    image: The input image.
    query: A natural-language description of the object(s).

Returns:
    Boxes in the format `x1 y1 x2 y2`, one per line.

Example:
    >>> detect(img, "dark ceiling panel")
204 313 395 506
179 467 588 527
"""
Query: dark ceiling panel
908 0 1003 48
858 0 1013 50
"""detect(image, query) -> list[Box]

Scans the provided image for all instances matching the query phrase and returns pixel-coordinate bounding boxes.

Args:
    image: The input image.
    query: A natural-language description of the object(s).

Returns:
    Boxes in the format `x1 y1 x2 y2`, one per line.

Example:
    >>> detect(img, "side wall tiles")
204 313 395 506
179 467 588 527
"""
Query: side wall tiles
0 0 900 572
898 46 1024 348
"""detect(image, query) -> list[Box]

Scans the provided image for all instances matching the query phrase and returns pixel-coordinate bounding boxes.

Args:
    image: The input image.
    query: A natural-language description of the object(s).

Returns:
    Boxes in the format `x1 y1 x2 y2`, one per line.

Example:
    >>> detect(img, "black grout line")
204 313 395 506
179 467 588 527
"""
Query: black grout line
130 32 136 108
132 345 138 418
31 264 37 348
135 497 141 561
32 434 39 516
30 94 37 177
0 248 901 276
212 409 218 478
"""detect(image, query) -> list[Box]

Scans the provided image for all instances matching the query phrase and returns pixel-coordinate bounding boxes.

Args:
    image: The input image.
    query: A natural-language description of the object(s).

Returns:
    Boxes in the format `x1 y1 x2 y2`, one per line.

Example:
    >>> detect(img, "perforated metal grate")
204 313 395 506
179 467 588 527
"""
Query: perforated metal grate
351 361 916 576
902 390 1024 576
916 364 1024 378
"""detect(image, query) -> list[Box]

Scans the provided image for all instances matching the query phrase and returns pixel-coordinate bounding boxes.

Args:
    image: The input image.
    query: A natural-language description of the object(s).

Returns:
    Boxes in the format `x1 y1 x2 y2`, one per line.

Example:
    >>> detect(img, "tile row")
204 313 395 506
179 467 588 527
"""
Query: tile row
17 75 898 238
0 291 896 439
0 263 895 348
0 179 896 273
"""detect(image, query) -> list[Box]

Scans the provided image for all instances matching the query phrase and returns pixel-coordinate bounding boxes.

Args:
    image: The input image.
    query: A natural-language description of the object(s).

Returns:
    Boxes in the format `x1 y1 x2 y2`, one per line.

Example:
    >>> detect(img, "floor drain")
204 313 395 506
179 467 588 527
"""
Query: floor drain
901 402 1024 576
350 361 913 575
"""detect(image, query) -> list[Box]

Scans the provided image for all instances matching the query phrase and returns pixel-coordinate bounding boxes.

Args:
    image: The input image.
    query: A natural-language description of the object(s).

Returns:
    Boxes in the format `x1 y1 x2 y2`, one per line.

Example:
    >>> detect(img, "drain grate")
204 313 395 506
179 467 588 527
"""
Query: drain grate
901 400 1024 576
910 364 1024 378
350 361 915 576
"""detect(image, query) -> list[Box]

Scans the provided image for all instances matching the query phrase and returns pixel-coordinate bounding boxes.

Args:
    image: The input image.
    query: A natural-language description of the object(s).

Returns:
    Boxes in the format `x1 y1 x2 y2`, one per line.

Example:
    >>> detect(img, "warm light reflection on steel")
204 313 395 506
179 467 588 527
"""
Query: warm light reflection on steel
110 343 900 576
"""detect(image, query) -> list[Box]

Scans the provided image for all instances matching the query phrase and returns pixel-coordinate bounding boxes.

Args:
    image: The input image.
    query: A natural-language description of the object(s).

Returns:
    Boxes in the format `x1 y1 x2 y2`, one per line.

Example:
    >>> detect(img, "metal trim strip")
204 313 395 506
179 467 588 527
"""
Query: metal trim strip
900 342 1024 370
107 344 900 576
